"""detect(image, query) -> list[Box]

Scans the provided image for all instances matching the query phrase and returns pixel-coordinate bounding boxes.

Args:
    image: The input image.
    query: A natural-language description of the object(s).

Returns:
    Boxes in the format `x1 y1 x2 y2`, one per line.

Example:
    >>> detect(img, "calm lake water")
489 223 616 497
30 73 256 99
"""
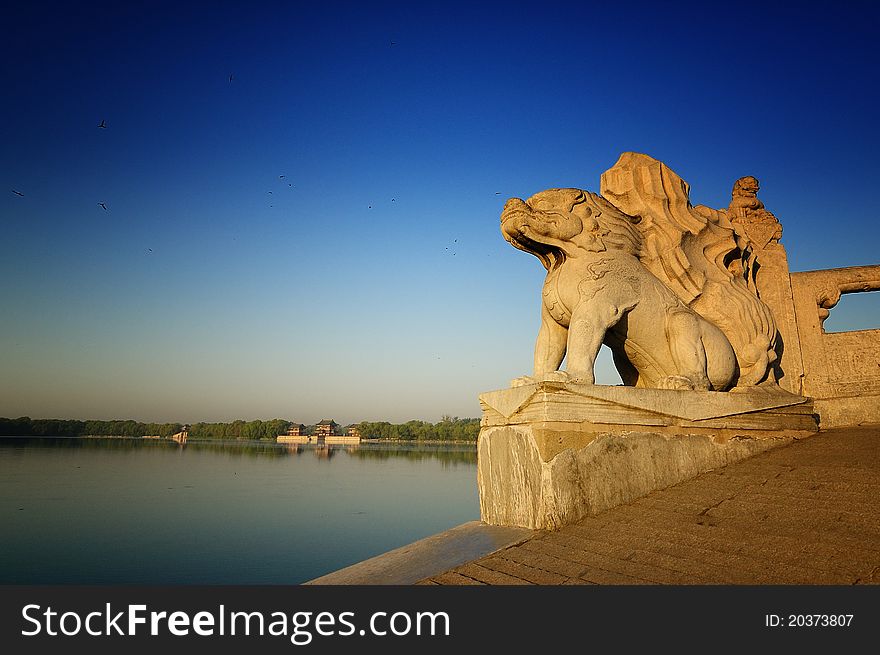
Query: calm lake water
0 437 478 584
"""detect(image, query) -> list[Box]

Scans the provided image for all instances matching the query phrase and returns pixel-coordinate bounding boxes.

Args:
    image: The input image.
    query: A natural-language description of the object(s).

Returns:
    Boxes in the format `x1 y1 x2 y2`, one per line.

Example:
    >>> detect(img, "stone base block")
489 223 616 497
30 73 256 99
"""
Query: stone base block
477 382 818 530
814 396 880 429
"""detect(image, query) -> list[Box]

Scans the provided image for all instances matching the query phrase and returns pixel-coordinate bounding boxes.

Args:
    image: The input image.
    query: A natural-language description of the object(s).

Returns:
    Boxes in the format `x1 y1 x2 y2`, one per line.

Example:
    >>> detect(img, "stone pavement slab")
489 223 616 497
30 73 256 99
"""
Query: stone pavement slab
304 521 532 585
421 426 880 585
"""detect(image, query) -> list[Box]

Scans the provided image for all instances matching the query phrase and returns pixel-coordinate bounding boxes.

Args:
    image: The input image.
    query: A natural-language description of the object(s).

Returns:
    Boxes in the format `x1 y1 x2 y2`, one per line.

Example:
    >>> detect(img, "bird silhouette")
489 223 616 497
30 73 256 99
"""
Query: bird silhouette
229 73 234 82
12 189 24 196
495 191 501 195
279 175 285 179
390 40 397 46
98 119 106 128
99 202 107 210
391 198 396 202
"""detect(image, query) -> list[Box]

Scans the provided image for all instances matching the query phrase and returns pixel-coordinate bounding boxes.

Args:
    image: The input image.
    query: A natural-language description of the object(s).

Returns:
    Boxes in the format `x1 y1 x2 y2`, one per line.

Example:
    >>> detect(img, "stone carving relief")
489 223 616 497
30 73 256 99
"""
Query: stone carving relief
815 281 880 331
502 152 783 391
816 286 842 327
727 175 783 251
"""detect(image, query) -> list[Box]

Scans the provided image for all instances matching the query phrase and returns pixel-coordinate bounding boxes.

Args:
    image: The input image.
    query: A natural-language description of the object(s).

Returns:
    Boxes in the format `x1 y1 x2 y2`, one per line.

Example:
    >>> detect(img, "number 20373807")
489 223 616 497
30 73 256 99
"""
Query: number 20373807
765 614 853 628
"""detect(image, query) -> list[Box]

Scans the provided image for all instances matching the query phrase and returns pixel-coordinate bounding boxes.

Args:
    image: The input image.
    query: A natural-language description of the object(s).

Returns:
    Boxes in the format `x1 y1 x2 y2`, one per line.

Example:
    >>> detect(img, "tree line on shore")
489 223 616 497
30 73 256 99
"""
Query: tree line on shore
354 416 479 441
0 417 182 438
0 416 480 442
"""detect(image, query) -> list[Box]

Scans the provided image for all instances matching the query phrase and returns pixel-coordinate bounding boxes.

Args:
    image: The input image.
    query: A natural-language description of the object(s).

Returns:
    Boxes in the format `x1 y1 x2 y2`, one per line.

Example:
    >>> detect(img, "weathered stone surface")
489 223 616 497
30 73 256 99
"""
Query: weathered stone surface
482 150 874 537
479 425 793 530
481 381 810 424
427 426 880 585
727 175 783 250
722 176 805 394
751 243 804 393
501 153 784 393
602 155 780 387
304 521 534 585
790 265 880 427
477 384 816 530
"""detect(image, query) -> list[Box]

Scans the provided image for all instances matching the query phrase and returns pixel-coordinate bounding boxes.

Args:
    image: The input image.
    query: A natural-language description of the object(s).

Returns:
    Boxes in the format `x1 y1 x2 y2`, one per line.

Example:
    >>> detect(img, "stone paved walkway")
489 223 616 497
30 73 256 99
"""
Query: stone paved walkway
419 426 880 585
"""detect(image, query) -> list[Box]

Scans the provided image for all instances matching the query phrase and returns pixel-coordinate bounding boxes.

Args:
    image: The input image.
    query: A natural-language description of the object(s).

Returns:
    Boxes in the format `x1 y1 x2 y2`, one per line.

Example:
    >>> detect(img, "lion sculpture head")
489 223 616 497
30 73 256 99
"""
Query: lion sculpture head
501 188 642 270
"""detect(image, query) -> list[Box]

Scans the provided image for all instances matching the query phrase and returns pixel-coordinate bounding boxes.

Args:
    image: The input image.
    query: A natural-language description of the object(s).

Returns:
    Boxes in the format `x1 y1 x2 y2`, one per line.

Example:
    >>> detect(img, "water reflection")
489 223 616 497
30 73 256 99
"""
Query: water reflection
0 435 479 584
347 444 476 467
314 445 334 460
0 437 477 465
1 436 173 451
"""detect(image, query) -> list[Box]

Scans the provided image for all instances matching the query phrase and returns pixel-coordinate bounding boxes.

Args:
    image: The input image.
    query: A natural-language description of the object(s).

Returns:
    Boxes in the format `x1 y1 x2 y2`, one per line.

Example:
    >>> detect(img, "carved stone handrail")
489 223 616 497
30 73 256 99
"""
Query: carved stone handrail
789 264 880 426
792 265 880 328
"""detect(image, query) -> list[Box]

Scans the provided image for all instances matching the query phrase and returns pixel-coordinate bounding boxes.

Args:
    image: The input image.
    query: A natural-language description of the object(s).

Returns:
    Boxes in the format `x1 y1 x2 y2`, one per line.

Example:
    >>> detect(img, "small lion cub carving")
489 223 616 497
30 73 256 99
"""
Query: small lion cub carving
501 188 737 391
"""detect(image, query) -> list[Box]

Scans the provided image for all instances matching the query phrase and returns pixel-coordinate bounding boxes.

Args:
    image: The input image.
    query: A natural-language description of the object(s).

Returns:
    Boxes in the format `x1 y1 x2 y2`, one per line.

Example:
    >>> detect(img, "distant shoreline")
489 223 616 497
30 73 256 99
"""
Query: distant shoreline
2 434 477 445
361 438 476 445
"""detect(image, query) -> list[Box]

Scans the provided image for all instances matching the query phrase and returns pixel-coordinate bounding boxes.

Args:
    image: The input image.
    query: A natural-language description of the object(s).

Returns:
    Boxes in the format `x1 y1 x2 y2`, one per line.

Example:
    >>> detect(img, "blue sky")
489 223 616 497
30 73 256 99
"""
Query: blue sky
2 1 878 424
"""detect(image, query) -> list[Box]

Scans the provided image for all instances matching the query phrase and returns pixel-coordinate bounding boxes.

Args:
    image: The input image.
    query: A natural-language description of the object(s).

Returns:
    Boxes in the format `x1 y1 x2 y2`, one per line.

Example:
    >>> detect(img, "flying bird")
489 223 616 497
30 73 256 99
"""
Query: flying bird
495 191 501 195
229 73 234 82
12 189 24 196
99 202 107 210
391 198 396 202
279 175 285 179
98 119 106 128
390 40 397 47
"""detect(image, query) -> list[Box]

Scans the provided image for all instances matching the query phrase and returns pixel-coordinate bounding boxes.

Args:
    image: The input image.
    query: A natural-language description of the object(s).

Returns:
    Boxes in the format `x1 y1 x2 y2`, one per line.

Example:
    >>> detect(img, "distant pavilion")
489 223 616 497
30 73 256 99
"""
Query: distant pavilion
283 423 306 437
315 419 339 437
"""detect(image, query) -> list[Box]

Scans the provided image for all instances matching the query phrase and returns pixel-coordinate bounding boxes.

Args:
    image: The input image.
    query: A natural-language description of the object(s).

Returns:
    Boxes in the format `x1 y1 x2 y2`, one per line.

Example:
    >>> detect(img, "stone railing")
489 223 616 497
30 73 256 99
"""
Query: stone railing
790 265 880 427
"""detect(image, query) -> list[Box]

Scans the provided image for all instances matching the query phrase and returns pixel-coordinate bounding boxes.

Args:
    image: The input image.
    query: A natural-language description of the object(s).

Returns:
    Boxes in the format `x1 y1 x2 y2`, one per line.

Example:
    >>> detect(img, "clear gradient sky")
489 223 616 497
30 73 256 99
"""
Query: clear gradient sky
2 1 879 424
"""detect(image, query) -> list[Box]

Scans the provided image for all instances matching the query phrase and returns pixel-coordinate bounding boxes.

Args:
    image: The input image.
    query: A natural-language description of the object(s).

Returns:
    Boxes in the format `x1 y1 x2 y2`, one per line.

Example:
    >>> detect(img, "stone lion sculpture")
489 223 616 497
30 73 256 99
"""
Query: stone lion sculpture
501 187 738 390
600 153 779 387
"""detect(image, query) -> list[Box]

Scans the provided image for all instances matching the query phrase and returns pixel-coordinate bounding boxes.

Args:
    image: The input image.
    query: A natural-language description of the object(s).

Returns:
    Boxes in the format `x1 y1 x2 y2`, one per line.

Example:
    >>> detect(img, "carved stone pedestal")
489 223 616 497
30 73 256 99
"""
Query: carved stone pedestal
477 382 818 530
